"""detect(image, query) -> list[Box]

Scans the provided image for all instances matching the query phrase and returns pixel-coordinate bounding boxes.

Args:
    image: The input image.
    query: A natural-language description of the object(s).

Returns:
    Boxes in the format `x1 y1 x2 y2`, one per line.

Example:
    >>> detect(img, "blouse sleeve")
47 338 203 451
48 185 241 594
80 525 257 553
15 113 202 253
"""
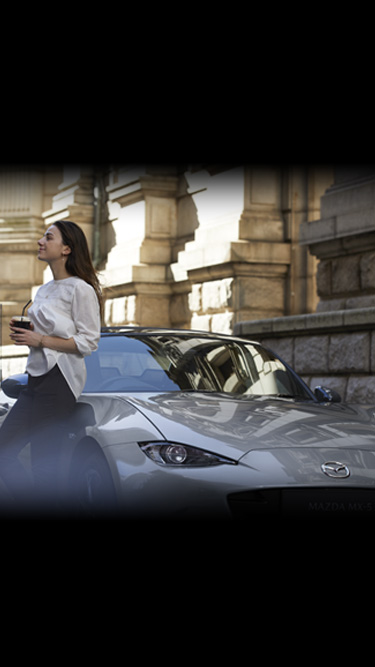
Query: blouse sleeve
71 280 101 357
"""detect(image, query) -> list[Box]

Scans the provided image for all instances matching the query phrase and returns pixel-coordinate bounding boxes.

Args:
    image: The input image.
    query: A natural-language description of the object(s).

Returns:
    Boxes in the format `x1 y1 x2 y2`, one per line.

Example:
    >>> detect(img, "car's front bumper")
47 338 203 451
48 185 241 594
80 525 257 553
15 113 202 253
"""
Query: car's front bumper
106 443 375 519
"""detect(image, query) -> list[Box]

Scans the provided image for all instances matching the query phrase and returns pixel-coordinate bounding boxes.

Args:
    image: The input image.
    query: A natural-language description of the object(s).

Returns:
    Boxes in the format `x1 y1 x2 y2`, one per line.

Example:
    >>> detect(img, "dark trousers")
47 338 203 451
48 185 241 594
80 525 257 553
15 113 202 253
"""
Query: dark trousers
0 365 76 507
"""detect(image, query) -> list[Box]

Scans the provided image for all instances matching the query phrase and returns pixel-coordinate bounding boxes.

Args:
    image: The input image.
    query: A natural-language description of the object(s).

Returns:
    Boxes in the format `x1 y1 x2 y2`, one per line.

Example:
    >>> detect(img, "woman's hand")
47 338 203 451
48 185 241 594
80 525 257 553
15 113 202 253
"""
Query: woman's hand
9 319 78 353
9 320 43 348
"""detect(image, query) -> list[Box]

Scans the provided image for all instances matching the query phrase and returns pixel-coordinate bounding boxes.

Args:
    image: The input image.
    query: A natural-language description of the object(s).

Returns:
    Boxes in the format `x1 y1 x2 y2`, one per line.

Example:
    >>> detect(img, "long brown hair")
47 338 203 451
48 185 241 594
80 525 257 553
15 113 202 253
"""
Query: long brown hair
54 220 103 321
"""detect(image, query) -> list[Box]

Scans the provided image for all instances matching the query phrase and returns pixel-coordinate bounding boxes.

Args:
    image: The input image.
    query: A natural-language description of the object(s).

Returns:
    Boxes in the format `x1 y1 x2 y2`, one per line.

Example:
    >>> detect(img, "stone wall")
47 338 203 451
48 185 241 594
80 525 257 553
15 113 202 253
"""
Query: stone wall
234 308 375 405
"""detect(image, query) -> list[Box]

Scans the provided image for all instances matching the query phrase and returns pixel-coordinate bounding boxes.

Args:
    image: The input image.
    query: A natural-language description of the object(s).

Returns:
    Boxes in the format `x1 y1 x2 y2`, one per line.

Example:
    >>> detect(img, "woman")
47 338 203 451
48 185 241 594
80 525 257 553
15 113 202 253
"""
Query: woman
0 220 102 510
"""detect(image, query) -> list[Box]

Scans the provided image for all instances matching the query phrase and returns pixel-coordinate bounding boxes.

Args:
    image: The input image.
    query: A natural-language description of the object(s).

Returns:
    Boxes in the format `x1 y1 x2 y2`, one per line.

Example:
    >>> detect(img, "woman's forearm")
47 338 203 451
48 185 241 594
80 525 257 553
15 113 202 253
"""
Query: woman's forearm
39 335 78 354
10 324 79 353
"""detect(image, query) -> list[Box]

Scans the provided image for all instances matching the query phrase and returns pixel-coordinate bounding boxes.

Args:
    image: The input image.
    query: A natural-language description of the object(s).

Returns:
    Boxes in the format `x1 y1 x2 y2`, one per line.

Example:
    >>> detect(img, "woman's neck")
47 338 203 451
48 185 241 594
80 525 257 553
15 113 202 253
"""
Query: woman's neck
50 260 72 281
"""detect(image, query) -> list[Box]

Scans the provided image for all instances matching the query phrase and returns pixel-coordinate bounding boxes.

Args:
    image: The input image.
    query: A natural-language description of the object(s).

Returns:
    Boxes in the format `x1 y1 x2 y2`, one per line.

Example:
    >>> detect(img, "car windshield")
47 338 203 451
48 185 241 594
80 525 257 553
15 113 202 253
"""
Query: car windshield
83 333 310 399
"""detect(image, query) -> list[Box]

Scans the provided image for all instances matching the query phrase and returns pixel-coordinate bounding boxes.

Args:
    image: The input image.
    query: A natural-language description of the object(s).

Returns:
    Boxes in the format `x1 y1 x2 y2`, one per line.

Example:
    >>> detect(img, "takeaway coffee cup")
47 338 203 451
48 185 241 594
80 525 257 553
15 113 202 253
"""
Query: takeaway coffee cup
12 315 31 330
12 299 32 330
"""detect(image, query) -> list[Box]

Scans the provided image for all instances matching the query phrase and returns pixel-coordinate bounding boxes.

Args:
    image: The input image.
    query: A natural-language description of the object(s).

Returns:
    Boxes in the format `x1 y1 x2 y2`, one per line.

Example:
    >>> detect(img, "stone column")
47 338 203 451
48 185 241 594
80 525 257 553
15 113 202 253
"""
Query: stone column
104 167 195 327
0 166 62 345
174 166 292 333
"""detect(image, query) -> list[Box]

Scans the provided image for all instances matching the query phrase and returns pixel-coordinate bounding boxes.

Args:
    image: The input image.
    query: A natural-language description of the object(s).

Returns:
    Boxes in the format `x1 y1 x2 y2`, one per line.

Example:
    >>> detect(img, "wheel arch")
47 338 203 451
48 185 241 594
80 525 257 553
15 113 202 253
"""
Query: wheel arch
66 436 120 513
68 436 118 485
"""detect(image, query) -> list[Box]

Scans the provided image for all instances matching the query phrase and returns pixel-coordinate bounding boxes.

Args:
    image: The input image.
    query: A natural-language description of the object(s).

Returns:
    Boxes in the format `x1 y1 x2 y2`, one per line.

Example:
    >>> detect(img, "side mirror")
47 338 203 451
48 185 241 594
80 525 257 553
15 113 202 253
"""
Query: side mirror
1 374 28 399
314 385 341 403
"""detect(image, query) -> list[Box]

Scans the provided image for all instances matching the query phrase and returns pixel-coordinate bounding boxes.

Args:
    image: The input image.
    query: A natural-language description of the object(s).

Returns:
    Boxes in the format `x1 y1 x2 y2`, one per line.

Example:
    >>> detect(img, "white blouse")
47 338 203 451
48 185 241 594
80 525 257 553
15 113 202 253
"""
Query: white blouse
26 276 101 399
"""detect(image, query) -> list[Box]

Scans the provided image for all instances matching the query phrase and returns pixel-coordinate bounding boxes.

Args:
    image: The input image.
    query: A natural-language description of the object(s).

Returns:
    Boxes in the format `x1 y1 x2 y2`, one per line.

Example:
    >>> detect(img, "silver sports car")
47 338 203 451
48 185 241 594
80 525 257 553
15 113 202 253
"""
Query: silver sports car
2 327 375 519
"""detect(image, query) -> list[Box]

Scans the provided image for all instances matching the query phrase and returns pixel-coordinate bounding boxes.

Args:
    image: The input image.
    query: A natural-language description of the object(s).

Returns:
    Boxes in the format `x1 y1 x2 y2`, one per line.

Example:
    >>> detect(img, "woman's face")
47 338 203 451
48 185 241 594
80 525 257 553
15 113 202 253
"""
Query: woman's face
37 225 71 264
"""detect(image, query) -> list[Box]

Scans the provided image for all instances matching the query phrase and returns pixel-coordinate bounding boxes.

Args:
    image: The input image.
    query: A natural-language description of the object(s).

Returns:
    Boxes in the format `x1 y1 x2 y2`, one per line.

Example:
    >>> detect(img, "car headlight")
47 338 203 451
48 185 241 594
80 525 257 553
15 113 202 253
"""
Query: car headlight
139 442 236 467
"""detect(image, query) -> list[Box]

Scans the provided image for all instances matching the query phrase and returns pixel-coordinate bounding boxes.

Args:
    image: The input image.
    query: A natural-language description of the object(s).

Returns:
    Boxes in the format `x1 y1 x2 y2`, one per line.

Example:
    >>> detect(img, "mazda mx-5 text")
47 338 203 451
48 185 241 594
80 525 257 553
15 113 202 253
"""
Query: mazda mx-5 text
1 327 375 520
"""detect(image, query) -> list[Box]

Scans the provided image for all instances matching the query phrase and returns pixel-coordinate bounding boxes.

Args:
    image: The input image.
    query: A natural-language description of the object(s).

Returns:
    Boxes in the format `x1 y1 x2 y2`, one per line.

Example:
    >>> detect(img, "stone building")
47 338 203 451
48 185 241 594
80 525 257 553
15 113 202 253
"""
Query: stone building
3 163 374 404
235 166 375 404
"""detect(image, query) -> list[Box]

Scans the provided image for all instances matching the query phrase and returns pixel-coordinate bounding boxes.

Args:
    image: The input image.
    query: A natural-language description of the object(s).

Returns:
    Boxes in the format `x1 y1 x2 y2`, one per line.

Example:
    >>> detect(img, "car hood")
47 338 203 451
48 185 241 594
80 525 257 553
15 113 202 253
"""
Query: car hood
121 392 375 460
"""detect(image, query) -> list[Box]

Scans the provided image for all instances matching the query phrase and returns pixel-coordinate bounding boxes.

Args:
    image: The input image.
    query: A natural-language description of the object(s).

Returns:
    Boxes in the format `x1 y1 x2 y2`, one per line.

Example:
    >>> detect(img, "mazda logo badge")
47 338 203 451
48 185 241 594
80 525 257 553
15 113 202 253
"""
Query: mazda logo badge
321 461 350 478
